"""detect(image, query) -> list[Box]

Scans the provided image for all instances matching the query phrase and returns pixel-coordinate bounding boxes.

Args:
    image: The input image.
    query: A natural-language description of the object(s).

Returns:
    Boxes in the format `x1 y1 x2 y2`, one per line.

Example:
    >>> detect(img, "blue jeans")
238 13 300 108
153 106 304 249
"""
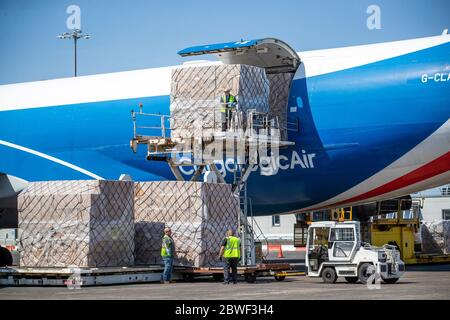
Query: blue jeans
162 257 174 281
223 258 239 283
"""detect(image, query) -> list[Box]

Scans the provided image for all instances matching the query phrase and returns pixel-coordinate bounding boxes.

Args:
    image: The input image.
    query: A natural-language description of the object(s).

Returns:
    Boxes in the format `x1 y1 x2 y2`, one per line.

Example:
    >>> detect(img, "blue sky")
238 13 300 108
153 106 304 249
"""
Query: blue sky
0 0 449 84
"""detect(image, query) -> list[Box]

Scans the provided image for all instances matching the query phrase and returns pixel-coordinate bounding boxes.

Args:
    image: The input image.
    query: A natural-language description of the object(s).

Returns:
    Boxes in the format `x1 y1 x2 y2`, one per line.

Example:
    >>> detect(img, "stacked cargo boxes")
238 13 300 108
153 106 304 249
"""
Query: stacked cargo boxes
17 180 239 268
18 180 135 267
134 181 239 267
170 64 270 139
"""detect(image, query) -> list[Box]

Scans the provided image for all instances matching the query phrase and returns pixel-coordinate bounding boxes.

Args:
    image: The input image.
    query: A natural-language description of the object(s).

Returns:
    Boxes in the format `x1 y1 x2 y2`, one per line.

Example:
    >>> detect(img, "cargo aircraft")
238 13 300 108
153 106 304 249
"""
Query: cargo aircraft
1 33 449 219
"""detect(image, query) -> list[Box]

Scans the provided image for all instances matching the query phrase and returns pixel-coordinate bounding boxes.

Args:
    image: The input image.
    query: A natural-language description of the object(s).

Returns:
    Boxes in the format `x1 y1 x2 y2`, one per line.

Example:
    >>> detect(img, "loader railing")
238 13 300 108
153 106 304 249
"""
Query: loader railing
131 100 284 141
132 111 172 139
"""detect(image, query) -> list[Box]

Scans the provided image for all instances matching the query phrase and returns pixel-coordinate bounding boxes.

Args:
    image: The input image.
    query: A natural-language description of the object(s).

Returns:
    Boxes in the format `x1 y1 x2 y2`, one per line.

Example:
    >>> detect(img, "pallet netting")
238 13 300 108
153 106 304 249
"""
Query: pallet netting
267 73 294 140
134 181 240 267
18 180 135 268
170 64 270 139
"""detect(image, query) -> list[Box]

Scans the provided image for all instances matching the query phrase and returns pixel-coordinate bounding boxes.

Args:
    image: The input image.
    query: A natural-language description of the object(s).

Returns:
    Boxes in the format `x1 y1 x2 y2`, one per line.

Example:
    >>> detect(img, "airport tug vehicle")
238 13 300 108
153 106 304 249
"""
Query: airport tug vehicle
306 221 405 284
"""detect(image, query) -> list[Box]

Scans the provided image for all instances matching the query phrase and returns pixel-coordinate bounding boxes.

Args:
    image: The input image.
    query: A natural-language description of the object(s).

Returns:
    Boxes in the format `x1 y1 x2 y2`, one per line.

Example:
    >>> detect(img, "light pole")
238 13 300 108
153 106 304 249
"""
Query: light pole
57 29 91 77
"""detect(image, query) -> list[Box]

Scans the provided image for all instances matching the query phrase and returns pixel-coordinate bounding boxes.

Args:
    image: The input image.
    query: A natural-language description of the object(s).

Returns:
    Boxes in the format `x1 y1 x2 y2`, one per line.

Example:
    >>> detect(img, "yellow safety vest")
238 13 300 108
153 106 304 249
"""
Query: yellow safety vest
161 235 173 257
223 236 241 259
220 94 236 113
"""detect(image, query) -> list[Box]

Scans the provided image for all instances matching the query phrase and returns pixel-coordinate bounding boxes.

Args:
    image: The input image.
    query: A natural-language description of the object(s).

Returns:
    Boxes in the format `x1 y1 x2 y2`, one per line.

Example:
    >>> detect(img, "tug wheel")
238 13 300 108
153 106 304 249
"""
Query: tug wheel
358 263 376 284
321 267 337 283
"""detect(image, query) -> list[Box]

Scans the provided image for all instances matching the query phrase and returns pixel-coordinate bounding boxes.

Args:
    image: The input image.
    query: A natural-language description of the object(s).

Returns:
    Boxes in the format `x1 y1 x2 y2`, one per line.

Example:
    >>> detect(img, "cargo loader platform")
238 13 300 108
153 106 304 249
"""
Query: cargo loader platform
129 60 298 269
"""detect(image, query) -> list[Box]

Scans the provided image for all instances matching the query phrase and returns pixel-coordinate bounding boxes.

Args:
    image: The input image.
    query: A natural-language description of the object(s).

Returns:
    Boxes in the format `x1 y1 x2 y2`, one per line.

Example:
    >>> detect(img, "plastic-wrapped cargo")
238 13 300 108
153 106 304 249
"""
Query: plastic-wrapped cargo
18 180 135 268
421 221 450 254
170 64 270 139
134 181 240 267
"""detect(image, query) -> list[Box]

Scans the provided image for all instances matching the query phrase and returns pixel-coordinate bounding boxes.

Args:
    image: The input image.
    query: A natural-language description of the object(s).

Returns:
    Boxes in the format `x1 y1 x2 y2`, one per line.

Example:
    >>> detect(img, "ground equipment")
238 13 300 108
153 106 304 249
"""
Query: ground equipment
306 221 405 284
371 199 450 264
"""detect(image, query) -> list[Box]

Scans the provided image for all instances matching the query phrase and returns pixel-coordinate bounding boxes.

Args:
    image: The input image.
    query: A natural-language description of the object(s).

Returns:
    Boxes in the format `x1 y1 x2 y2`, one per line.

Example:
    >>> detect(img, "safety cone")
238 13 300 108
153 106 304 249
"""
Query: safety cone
276 245 284 258
267 244 285 258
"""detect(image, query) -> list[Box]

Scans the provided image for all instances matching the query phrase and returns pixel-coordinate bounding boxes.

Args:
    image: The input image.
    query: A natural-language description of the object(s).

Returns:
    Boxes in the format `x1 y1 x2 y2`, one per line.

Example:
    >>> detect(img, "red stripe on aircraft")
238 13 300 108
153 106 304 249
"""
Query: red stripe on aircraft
330 151 450 207
303 151 450 212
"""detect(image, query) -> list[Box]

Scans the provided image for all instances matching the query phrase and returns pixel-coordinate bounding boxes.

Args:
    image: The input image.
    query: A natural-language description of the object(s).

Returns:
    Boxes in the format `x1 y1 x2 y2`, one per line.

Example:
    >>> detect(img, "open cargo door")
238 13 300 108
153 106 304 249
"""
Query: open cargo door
178 38 300 74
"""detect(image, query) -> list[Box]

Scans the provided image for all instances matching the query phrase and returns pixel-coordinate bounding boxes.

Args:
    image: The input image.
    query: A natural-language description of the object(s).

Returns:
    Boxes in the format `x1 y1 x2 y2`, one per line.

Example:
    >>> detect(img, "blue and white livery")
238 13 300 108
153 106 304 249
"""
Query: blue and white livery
1 34 449 216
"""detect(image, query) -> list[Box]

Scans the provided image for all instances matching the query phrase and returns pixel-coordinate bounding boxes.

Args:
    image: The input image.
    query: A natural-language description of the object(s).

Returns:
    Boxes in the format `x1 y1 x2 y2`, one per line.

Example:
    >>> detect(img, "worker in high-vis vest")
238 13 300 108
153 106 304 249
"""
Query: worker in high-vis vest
220 88 237 131
218 229 241 284
161 227 176 283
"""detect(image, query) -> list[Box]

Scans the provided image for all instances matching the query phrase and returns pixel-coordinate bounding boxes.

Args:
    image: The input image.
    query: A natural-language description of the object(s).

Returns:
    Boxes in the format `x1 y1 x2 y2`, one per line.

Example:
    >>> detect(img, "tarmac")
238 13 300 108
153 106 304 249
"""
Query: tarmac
1 262 449 300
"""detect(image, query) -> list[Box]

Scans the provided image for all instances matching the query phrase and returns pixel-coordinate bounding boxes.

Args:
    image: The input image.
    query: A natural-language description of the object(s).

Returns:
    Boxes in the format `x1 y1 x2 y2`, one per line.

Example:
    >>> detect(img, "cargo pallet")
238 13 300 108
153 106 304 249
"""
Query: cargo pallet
0 263 293 287
0 266 179 287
